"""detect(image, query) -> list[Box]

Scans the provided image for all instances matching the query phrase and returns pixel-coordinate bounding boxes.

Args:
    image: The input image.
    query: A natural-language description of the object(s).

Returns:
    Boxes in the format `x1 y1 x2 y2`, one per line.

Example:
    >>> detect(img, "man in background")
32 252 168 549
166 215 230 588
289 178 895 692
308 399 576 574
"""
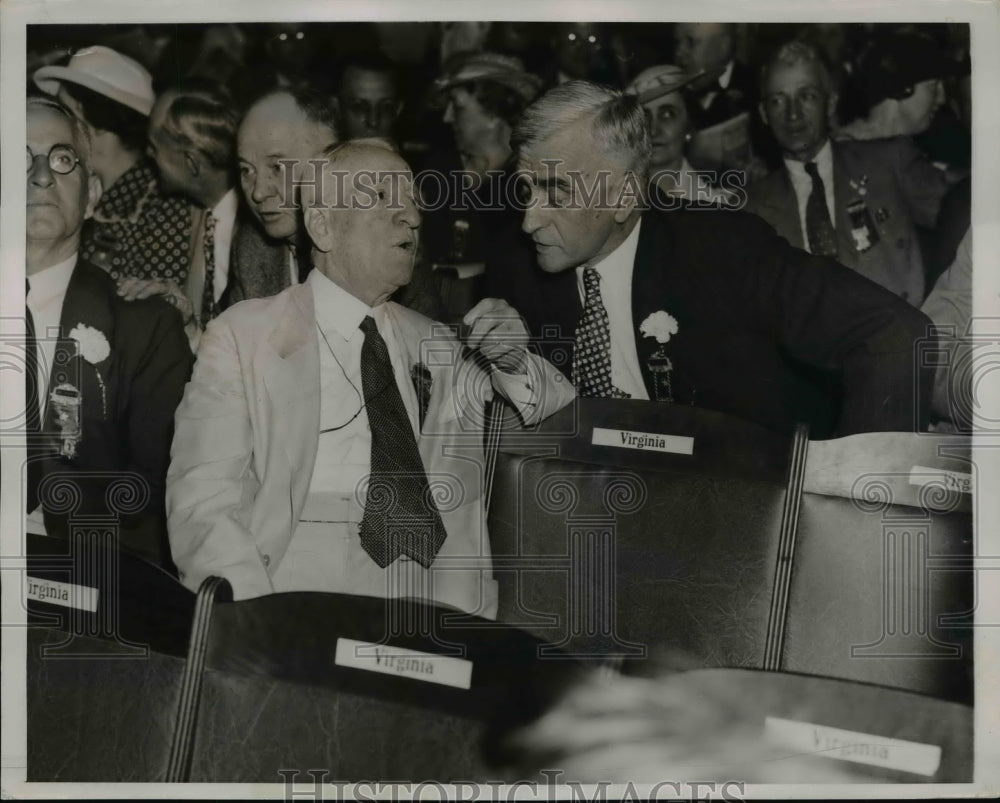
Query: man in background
746 40 952 304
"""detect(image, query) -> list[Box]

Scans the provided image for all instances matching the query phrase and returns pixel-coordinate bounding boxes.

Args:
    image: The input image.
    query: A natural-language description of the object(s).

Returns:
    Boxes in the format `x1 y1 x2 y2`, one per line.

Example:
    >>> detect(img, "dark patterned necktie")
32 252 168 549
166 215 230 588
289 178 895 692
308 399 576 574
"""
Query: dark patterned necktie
358 315 446 568
202 212 218 323
25 278 41 513
804 161 838 258
573 267 629 398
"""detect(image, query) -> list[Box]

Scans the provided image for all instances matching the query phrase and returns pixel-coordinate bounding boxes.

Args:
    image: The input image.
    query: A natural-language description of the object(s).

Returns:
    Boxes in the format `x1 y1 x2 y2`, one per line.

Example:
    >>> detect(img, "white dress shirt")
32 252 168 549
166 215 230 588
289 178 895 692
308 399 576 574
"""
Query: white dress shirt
26 254 77 403
209 188 238 303
575 220 649 400
306 268 419 503
25 253 77 534
784 139 836 253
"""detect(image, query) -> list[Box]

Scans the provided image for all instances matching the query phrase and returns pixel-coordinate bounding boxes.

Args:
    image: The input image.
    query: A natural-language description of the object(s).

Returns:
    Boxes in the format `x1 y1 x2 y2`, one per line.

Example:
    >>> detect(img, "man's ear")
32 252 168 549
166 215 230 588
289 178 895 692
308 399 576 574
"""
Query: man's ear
184 150 200 178
84 174 103 221
758 100 769 128
612 170 643 224
303 207 333 253
826 92 840 126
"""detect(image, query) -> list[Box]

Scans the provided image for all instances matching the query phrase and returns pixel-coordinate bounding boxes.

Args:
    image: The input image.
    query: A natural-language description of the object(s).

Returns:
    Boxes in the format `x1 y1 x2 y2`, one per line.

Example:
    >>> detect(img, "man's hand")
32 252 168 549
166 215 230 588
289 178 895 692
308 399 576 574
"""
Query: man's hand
117 277 195 325
462 297 530 373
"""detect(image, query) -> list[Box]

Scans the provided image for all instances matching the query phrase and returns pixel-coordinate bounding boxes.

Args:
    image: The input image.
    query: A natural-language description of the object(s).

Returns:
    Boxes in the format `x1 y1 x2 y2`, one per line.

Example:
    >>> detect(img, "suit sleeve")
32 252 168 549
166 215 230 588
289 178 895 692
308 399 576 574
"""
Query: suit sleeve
734 213 935 434
892 136 951 228
120 300 194 563
166 316 274 597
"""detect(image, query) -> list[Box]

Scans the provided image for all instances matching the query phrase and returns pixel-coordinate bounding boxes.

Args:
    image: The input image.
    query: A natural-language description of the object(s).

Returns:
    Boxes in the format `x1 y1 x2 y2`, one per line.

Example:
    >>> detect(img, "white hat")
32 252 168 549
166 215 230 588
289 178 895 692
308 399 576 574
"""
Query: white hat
34 45 154 116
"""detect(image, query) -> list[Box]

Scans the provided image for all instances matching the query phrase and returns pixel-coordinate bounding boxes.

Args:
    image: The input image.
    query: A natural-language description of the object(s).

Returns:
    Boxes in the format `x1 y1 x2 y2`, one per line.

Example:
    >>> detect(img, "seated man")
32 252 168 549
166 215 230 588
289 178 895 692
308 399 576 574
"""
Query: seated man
25 95 192 567
166 139 574 617
747 40 952 305
486 81 935 438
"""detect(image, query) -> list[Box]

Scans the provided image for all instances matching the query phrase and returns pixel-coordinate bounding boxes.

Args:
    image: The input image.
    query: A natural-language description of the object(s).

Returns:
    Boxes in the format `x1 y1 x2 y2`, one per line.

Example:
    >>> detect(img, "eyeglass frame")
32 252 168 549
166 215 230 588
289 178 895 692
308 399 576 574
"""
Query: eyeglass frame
26 143 82 176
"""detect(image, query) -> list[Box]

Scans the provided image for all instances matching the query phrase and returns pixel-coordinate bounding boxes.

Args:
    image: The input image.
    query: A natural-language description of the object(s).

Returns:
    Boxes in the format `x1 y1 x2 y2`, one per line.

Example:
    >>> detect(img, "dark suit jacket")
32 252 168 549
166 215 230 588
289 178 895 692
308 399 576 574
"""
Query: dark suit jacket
691 60 757 130
745 137 950 304
29 259 193 568
487 209 935 438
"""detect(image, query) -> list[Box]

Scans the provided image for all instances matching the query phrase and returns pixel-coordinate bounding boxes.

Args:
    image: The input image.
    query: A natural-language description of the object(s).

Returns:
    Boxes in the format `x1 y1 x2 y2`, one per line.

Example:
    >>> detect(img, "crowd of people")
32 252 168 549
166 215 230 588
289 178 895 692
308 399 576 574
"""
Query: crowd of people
24 19 973 596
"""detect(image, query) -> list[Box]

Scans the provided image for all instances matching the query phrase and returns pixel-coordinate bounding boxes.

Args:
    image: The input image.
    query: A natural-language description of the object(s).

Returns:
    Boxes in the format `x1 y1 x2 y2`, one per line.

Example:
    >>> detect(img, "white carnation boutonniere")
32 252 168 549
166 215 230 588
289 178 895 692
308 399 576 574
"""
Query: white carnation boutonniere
640 311 679 403
640 311 679 345
68 324 111 364
68 323 109 420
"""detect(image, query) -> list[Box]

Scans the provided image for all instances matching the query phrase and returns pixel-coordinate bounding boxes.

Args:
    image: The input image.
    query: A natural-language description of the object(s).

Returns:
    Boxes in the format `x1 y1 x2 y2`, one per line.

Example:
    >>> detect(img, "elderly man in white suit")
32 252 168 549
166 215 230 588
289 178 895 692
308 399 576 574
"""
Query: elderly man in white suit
166 138 574 618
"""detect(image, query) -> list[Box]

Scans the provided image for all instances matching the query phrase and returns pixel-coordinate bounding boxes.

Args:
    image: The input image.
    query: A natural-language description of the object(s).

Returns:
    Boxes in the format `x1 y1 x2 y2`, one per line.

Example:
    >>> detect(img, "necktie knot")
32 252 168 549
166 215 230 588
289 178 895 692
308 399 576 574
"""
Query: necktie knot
359 315 378 338
804 161 821 180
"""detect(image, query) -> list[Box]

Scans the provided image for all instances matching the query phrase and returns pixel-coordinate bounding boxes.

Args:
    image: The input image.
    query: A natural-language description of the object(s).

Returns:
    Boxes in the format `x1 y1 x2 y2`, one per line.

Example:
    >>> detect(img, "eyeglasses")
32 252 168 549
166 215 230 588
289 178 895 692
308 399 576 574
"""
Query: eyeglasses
26 144 81 176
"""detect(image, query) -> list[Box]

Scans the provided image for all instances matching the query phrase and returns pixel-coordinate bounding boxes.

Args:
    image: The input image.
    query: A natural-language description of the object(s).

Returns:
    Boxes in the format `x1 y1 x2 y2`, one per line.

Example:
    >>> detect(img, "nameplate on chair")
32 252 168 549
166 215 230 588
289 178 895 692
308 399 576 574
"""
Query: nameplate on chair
25 576 98 613
908 466 972 495
764 716 941 777
592 427 694 455
335 638 473 689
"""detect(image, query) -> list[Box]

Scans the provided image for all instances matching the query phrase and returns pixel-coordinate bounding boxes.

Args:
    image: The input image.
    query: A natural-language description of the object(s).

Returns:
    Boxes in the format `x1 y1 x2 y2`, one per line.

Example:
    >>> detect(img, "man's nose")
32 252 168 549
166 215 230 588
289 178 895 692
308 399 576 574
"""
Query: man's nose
365 106 381 131
396 195 421 228
250 172 272 204
522 197 544 235
28 155 55 188
784 99 803 122
443 102 455 125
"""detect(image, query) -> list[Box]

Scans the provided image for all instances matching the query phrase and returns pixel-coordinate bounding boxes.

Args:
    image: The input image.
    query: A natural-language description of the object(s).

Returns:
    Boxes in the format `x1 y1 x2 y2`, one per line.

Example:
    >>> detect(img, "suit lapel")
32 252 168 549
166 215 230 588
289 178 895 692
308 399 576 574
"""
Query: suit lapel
261 285 320 474
768 169 805 250
831 143 860 269
632 214 671 398
44 262 116 448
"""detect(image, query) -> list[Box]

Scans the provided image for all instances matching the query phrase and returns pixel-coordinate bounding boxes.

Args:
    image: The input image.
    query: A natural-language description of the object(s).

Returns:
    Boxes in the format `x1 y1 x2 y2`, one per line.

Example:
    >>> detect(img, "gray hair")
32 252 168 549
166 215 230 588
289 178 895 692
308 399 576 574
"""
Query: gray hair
512 80 652 181
306 137 407 211
27 94 92 167
761 40 836 96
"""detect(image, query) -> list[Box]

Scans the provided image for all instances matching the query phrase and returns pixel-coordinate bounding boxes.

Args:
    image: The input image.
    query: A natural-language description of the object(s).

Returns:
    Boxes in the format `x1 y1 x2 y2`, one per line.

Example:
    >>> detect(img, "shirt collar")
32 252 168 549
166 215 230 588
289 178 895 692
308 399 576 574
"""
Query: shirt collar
783 138 833 175
211 187 239 223
576 218 642 285
27 252 77 306
308 267 381 343
718 60 735 89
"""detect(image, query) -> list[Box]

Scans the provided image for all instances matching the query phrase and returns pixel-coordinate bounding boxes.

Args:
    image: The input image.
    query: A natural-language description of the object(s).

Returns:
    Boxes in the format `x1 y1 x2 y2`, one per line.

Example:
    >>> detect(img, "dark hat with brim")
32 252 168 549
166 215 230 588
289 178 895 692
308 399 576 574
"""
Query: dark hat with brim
858 31 957 110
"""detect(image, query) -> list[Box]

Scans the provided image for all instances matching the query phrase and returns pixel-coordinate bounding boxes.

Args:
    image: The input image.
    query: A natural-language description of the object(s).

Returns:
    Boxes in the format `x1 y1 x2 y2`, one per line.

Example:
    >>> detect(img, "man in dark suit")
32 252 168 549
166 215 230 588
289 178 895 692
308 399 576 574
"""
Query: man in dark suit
746 40 952 305
673 23 756 130
484 81 935 437
25 95 192 568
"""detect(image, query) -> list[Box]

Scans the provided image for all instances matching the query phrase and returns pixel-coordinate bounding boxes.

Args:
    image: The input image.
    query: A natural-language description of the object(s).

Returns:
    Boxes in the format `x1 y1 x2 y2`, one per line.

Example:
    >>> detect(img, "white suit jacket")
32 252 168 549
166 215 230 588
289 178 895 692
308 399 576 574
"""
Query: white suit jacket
166 281 574 616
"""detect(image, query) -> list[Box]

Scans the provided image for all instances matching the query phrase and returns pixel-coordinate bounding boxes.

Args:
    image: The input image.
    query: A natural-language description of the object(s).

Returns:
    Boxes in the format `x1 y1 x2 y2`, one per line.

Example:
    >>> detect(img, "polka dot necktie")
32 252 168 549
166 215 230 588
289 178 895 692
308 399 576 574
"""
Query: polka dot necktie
804 161 838 258
357 315 446 568
573 267 629 398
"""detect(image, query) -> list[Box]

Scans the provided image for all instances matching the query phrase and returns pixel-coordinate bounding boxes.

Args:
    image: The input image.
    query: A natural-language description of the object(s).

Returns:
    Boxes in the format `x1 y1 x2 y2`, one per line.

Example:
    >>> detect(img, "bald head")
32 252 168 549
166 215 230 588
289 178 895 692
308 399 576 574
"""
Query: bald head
237 89 339 241
303 138 420 307
674 22 737 79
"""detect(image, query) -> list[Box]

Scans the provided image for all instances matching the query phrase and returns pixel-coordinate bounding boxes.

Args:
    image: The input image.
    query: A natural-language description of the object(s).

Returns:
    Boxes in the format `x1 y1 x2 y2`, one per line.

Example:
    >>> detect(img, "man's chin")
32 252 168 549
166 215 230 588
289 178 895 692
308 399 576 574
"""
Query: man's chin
535 247 572 273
